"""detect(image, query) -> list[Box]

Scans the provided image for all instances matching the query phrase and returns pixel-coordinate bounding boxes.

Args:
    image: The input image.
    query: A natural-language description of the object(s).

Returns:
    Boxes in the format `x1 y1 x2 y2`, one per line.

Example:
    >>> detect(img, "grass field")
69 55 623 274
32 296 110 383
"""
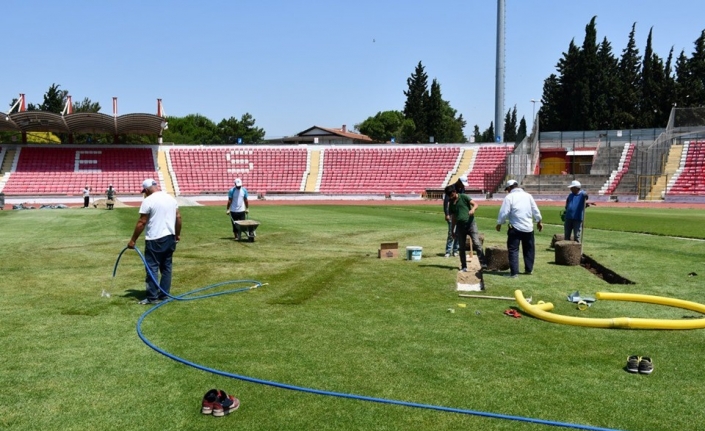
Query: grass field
1 203 704 431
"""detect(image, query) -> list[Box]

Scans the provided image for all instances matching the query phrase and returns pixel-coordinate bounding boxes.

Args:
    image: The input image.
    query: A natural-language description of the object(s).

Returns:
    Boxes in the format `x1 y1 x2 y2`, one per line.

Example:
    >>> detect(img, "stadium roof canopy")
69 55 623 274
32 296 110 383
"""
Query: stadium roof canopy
0 111 167 135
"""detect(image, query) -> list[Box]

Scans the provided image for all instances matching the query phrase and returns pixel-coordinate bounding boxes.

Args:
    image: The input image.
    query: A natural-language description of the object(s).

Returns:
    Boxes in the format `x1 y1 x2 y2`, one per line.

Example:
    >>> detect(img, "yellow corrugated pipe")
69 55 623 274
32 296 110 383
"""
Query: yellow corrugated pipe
514 290 705 330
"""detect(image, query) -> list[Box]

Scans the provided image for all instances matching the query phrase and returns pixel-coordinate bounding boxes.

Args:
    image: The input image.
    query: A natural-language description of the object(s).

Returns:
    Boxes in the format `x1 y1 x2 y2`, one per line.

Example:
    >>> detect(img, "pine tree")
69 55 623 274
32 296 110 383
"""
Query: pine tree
687 30 705 106
516 117 527 144
615 23 642 129
503 106 517 143
481 122 495 143
674 50 692 107
540 74 562 131
39 83 68 114
556 41 582 130
575 16 600 130
639 28 665 127
403 61 429 142
426 79 443 143
659 48 677 125
593 38 619 130
472 125 482 143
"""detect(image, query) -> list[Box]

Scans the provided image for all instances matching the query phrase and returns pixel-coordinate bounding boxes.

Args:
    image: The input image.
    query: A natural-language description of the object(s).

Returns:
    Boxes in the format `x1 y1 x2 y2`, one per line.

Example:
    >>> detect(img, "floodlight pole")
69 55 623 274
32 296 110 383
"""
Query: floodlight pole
494 0 505 143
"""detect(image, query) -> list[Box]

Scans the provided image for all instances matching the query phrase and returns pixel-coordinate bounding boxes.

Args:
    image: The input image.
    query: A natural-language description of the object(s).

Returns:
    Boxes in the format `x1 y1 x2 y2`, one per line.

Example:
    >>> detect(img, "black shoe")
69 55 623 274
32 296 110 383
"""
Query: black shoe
626 355 640 373
638 356 654 374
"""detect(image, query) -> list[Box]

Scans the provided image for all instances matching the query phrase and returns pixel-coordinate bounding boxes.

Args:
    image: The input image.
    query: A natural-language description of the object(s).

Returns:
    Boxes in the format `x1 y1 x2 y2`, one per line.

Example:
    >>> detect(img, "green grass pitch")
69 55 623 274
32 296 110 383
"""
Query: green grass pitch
1 203 704 430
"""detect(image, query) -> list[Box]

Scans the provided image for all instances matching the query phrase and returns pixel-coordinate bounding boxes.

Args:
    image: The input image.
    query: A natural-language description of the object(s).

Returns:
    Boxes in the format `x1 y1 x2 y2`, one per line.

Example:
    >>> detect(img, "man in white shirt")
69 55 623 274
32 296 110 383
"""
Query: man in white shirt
496 180 543 278
82 185 91 208
128 179 182 304
227 178 251 241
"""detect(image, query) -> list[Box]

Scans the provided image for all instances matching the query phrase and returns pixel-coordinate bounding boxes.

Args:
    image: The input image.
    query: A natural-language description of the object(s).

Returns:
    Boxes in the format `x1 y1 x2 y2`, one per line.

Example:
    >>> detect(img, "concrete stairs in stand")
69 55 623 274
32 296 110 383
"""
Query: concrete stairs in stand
0 147 18 193
599 143 634 195
304 149 321 192
645 143 682 200
157 148 176 195
447 148 475 186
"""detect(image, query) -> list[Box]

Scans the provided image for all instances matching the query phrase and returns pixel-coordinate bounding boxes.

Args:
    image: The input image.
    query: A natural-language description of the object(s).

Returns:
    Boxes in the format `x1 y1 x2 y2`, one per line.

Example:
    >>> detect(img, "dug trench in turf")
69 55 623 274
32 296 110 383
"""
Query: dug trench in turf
580 254 635 285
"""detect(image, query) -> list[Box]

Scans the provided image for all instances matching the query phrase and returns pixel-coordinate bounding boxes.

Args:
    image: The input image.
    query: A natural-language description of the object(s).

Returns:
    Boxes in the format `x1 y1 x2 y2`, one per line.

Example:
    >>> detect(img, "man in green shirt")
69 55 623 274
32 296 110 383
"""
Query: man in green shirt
445 185 487 272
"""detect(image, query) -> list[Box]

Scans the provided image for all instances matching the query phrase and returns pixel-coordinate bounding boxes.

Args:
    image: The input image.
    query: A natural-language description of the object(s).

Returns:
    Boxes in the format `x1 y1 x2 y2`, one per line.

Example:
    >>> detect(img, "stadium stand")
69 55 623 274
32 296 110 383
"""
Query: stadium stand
0 138 701 201
666 140 705 195
0 146 157 195
168 147 308 194
317 146 461 194
462 145 513 192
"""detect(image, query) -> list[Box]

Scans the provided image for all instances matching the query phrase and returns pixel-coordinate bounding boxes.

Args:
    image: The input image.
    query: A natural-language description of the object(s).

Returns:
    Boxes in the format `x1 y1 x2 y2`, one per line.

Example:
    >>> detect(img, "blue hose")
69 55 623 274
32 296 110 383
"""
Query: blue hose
115 247 624 431
113 246 262 301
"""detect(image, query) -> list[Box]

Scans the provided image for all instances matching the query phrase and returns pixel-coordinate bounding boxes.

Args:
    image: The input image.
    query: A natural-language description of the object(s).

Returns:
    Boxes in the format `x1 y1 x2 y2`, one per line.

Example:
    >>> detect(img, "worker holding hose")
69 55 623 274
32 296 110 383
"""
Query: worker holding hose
128 179 182 305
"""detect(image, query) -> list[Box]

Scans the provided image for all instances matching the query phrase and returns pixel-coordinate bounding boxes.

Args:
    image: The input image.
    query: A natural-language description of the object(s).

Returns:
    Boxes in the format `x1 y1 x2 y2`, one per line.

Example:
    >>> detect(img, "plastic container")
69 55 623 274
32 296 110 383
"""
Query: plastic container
406 246 423 261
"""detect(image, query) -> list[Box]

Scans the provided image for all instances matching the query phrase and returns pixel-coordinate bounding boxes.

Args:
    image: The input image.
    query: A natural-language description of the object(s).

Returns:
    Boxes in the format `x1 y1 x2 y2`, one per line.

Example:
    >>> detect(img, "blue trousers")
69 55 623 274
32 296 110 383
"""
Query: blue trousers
506 227 535 276
445 220 459 255
144 235 177 300
564 219 583 243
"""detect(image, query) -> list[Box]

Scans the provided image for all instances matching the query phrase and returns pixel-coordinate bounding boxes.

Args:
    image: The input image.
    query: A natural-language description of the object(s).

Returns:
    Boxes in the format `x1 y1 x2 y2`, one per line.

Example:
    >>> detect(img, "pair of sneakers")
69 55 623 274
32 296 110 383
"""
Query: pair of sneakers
201 389 240 417
626 355 653 374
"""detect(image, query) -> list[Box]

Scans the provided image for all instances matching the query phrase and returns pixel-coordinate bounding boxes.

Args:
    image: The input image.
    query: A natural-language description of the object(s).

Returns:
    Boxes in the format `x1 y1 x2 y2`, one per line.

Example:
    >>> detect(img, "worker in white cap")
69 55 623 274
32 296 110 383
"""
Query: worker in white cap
459 175 469 189
496 179 543 278
128 179 182 305
564 180 589 243
227 178 251 240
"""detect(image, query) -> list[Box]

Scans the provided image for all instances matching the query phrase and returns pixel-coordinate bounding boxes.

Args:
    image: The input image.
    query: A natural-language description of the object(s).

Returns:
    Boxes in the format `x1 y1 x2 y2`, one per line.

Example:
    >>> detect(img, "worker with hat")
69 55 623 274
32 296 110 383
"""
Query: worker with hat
496 179 543 278
128 179 182 304
564 180 589 243
227 178 251 241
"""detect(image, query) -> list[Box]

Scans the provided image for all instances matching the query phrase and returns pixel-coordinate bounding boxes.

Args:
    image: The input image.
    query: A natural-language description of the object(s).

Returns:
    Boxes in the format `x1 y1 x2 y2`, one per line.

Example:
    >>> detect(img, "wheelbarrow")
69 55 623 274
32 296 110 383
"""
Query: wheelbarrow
233 219 260 242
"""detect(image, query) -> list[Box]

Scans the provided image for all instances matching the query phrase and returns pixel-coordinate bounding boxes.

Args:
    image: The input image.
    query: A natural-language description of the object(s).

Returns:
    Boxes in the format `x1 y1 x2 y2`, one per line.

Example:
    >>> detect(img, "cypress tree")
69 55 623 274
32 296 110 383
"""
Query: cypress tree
403 61 429 142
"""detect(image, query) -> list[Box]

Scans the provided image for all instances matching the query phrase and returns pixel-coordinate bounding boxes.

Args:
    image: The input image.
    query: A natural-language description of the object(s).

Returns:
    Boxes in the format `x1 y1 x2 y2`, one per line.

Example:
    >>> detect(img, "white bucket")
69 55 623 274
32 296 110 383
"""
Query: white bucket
406 246 423 261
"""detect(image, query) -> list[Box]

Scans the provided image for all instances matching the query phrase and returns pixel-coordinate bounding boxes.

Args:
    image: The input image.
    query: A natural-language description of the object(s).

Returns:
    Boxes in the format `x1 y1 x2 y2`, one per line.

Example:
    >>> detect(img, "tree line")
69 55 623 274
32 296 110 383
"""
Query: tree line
357 61 528 144
540 17 705 131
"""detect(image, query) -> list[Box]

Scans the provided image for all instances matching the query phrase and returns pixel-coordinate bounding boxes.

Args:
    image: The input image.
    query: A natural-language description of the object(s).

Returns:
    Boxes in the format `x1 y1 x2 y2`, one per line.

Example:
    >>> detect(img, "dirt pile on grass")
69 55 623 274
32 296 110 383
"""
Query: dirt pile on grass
92 199 130 209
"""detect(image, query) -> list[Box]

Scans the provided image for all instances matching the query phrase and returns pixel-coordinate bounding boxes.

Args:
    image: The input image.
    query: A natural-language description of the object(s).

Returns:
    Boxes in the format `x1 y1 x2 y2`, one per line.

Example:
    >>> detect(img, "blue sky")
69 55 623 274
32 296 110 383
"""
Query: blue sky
2 1 704 139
